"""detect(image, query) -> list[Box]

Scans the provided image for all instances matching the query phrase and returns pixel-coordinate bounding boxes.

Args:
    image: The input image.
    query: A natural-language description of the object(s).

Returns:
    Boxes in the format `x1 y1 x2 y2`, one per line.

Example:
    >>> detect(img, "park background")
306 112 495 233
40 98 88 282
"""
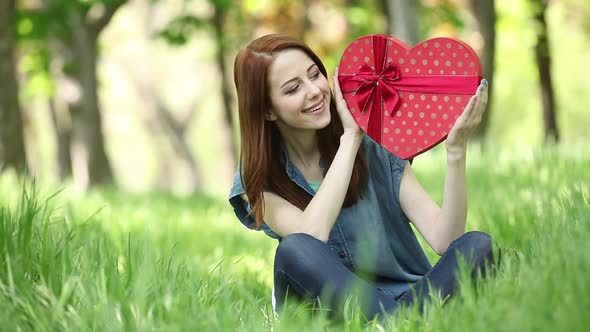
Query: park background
0 0 589 331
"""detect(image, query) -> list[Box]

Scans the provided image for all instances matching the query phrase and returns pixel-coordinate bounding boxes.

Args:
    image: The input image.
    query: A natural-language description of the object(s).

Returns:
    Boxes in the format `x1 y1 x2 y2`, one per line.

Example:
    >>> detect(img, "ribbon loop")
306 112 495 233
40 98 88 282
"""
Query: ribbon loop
340 63 402 116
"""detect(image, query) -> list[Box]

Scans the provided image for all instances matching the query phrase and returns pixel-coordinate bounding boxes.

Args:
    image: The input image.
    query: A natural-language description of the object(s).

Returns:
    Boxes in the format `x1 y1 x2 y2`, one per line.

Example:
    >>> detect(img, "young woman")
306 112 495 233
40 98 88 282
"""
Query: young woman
229 34 497 320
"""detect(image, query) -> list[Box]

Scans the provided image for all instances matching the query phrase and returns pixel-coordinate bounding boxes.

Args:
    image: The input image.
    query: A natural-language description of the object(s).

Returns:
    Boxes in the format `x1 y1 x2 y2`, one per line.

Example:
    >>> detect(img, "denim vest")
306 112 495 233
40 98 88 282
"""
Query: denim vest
228 135 432 299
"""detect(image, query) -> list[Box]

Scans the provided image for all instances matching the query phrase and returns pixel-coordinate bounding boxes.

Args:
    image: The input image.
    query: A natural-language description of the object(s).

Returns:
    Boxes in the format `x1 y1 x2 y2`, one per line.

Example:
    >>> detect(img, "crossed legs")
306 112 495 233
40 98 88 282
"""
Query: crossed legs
273 231 497 320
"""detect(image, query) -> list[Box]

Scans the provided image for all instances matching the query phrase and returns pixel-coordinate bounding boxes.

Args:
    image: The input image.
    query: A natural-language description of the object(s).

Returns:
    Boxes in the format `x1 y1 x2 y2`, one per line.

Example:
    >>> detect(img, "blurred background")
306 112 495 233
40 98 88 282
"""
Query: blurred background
1 0 589 197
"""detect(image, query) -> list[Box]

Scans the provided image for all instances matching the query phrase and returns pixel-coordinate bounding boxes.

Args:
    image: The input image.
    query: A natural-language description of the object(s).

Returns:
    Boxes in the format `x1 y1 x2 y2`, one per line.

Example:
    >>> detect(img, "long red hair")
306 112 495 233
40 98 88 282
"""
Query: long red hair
233 34 367 229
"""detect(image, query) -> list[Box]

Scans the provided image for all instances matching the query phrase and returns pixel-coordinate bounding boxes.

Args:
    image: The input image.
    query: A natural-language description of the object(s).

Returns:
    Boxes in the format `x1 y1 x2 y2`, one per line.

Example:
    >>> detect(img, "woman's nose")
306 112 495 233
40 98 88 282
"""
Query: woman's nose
306 81 322 99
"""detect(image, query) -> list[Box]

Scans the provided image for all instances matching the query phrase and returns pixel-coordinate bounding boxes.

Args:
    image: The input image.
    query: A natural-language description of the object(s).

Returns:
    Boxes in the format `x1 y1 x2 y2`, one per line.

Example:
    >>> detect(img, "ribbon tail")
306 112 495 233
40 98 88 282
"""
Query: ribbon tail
367 86 383 144
380 84 400 116
354 84 376 114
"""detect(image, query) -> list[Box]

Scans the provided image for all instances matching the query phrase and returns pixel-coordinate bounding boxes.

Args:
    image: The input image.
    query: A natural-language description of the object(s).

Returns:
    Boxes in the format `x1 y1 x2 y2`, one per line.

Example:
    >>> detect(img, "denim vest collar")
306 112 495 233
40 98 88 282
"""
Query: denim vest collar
278 141 325 196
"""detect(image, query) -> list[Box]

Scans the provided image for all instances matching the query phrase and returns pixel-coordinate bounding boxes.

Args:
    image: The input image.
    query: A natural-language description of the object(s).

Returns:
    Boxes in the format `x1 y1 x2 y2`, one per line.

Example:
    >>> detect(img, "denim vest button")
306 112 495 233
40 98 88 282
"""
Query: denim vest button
338 251 346 258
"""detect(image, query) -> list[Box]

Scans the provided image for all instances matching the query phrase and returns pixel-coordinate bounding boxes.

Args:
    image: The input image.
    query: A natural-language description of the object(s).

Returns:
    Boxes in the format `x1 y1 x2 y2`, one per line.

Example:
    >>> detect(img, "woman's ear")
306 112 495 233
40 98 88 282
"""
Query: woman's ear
265 111 278 121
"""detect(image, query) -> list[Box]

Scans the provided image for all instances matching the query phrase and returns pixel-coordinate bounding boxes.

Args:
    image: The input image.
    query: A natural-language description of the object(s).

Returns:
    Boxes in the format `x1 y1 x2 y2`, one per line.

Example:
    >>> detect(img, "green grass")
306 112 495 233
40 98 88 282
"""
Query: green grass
0 143 589 331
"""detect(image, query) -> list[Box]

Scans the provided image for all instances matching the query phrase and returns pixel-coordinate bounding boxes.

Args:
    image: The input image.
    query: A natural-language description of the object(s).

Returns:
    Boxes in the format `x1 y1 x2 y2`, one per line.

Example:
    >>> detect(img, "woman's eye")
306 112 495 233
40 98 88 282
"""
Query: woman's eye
311 71 320 79
287 85 299 94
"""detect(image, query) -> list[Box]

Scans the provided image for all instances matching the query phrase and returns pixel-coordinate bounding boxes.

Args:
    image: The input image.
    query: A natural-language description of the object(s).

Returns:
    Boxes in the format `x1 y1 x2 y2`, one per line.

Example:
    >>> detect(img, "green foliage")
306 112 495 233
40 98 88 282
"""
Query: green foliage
15 0 112 41
345 5 386 39
158 14 210 46
213 0 234 12
14 4 64 100
19 46 55 98
1 144 589 330
157 0 246 51
419 1 465 39
14 0 126 100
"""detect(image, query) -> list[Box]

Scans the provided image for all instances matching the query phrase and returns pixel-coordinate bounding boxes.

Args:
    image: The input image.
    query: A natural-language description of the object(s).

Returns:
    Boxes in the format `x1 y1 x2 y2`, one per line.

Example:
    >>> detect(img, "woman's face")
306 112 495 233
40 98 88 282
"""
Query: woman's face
267 49 331 134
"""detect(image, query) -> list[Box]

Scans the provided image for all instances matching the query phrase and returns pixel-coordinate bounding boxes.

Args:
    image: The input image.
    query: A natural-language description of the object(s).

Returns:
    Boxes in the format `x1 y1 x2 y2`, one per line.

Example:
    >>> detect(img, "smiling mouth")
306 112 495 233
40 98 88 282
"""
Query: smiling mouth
303 98 325 114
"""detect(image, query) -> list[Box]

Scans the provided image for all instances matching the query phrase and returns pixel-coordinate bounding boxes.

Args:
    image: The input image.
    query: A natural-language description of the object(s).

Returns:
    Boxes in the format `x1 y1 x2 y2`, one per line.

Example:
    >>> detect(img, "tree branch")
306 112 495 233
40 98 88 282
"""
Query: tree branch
90 0 127 34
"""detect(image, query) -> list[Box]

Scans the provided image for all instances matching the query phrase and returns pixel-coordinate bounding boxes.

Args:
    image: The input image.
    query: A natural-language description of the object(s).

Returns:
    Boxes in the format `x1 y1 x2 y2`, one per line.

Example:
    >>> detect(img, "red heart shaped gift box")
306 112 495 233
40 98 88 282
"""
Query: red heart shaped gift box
338 34 482 159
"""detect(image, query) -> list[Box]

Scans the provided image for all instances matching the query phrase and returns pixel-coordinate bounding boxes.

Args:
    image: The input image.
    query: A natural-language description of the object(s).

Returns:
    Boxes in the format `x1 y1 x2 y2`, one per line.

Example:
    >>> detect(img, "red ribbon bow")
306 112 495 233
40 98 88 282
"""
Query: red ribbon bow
340 63 402 117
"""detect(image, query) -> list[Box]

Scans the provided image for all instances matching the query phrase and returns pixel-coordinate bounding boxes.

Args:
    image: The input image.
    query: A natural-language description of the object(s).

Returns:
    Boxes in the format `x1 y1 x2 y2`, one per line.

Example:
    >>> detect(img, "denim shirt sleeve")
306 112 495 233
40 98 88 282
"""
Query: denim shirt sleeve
228 168 281 239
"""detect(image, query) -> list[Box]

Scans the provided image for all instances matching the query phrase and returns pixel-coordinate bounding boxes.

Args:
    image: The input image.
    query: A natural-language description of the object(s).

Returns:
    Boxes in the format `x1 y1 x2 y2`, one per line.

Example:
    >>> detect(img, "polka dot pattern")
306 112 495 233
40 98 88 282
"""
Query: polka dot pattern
339 35 482 159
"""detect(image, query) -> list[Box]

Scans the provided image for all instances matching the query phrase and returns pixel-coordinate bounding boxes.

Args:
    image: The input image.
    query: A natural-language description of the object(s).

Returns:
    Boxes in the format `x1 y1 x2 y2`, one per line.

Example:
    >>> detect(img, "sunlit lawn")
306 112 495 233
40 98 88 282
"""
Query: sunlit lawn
0 143 589 331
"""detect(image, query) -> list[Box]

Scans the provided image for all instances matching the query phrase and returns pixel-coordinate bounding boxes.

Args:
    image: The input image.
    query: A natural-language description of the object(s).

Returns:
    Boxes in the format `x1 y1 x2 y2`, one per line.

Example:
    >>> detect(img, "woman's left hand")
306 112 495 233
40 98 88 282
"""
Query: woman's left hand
445 79 489 156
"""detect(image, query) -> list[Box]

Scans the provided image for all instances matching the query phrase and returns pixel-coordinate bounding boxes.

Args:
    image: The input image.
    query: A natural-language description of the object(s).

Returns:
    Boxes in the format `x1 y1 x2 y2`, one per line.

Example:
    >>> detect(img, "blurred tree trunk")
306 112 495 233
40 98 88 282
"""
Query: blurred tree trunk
154 100 200 191
67 2 124 187
469 0 496 140
381 0 419 45
47 48 74 181
48 97 72 180
212 3 237 167
0 0 28 174
141 1 201 191
530 0 559 142
140 108 176 190
134 89 200 191
136 92 201 192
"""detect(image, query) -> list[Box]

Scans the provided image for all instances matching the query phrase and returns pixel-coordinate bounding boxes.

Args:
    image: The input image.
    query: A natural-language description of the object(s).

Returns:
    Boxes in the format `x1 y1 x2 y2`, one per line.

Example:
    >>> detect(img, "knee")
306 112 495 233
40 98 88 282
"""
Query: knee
278 233 319 254
458 231 494 262
275 233 322 270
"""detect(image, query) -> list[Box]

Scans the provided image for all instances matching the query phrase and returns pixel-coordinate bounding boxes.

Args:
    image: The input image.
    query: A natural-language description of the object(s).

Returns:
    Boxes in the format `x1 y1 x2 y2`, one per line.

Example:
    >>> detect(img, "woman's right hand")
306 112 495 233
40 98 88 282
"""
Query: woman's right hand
333 67 363 140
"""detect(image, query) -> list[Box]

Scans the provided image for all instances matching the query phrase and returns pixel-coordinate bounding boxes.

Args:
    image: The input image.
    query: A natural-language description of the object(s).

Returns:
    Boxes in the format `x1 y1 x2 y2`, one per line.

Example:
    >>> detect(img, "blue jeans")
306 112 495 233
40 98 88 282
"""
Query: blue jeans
273 231 497 320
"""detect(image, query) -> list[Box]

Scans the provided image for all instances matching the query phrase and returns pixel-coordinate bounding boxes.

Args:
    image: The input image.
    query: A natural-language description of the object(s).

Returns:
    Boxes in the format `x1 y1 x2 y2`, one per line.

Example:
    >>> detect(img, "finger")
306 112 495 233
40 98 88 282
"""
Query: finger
473 83 488 118
477 89 488 119
467 80 487 119
451 99 474 132
476 79 489 113
332 68 350 113
462 93 478 120
480 82 489 114
333 67 344 101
